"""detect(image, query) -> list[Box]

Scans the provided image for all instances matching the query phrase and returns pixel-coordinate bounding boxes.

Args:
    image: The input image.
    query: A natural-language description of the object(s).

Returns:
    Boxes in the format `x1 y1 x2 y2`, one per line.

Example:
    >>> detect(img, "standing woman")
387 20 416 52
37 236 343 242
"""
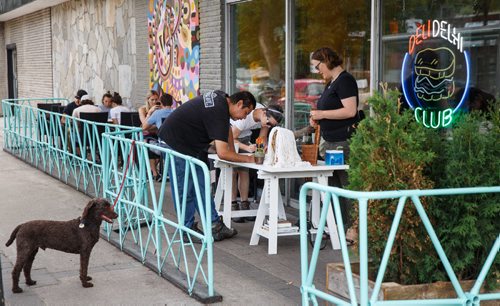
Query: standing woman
309 47 360 235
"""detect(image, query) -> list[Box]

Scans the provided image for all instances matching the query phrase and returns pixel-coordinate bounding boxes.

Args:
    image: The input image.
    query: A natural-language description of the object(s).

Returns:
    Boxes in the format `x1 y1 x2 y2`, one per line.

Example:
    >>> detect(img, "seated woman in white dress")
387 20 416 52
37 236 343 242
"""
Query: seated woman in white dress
109 92 131 125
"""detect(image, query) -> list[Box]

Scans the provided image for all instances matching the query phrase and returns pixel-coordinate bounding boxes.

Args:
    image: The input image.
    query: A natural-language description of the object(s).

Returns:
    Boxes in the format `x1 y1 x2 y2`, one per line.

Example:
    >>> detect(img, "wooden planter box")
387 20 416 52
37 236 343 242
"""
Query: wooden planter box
326 263 498 305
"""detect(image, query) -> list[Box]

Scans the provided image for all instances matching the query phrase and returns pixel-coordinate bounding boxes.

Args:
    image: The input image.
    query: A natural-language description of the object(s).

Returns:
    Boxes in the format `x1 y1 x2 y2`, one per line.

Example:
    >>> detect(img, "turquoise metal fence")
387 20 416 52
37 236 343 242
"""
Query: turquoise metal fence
101 129 218 301
1 99 220 302
1 98 136 195
299 183 500 306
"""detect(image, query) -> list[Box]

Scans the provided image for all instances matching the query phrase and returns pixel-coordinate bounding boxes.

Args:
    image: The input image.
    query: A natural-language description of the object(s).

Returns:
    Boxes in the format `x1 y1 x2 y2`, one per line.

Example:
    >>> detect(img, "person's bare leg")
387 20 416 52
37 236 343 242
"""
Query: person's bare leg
238 170 250 202
149 159 158 177
232 170 245 222
232 171 238 202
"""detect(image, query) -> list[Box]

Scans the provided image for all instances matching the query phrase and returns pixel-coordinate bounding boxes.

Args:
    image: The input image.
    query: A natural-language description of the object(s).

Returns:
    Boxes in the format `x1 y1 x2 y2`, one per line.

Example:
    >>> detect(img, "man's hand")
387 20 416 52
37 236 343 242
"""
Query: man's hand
215 140 256 163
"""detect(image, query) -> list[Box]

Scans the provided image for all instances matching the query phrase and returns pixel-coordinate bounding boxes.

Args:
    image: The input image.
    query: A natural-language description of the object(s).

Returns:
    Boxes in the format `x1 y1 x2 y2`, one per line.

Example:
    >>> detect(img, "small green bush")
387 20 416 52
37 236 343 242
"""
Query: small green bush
425 107 500 287
348 88 436 284
348 87 499 286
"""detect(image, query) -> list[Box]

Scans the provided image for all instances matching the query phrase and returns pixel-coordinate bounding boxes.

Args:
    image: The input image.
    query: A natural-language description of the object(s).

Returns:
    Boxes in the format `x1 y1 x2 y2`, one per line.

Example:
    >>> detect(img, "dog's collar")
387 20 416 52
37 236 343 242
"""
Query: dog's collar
78 217 86 228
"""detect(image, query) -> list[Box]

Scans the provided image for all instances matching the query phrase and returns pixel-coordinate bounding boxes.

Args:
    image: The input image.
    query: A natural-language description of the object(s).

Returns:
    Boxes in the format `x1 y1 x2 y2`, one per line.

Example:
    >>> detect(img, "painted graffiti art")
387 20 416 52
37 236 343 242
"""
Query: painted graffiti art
148 0 200 104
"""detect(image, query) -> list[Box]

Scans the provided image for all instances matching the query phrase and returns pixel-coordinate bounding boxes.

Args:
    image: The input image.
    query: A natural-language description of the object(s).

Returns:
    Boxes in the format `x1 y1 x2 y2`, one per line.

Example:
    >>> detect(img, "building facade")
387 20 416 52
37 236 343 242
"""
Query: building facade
1 0 498 199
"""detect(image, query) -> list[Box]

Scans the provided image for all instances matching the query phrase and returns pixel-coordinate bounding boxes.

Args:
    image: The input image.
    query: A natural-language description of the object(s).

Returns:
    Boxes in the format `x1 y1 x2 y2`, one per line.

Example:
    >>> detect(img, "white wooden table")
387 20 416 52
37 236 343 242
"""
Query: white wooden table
209 154 349 255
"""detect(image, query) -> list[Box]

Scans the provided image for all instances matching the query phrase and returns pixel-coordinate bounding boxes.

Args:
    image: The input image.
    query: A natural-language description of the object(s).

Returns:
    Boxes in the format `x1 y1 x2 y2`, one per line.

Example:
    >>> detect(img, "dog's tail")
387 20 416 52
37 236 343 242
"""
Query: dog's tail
5 225 21 247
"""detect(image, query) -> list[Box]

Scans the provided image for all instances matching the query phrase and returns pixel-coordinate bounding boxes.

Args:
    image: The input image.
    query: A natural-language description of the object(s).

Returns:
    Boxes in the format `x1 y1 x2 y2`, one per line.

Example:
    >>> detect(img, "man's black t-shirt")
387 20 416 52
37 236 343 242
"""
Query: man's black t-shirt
63 101 79 116
158 90 230 158
317 71 359 141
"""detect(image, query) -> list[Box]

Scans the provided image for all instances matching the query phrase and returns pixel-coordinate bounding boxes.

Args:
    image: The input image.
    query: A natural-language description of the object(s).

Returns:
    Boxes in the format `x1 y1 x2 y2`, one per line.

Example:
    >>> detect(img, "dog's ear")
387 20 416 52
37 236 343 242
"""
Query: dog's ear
81 199 98 221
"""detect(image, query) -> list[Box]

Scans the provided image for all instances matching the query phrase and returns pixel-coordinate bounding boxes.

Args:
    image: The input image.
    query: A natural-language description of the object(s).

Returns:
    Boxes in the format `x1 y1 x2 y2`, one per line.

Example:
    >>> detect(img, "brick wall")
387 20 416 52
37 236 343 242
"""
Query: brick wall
0 23 7 109
133 0 150 108
199 0 224 93
3 9 53 99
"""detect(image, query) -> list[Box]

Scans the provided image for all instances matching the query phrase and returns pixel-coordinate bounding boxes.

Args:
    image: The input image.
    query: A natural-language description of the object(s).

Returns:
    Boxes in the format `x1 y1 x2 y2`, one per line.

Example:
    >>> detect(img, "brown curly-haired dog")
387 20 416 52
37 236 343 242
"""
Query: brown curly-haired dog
5 198 118 293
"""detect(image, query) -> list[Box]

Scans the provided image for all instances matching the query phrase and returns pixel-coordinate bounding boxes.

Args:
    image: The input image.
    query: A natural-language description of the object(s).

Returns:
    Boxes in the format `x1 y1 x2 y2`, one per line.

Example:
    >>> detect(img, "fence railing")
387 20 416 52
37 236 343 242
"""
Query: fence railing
1 98 220 302
299 183 500 306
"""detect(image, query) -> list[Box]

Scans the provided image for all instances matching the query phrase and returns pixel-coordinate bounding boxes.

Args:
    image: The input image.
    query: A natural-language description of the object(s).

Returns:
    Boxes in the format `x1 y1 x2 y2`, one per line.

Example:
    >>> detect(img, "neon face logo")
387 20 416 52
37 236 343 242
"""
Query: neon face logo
401 20 470 128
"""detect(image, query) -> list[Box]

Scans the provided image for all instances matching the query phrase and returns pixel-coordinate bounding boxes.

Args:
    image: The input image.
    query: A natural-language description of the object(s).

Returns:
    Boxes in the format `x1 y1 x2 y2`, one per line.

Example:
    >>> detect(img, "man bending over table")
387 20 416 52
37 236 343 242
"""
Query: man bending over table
158 90 256 241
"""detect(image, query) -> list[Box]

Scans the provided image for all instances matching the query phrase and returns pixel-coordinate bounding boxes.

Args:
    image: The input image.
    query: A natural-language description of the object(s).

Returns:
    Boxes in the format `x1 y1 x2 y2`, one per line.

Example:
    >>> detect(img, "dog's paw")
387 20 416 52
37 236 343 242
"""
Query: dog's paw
26 280 37 286
12 287 23 293
82 282 94 288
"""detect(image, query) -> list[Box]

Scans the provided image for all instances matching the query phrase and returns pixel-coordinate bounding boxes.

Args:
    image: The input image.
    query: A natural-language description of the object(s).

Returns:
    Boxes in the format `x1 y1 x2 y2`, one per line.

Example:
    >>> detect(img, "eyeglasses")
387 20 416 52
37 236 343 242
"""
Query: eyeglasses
314 62 321 71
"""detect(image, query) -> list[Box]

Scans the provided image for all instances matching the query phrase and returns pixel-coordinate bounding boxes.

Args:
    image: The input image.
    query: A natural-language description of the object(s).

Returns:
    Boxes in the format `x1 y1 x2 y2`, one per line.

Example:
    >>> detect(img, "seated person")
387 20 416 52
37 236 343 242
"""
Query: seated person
230 104 283 222
62 89 87 124
98 91 113 119
142 94 175 181
72 95 100 118
109 92 131 124
139 90 160 127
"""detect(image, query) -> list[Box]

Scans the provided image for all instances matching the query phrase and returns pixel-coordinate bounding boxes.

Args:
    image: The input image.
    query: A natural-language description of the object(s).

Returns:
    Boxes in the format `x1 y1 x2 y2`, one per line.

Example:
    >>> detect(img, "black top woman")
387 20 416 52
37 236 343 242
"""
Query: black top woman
309 47 360 237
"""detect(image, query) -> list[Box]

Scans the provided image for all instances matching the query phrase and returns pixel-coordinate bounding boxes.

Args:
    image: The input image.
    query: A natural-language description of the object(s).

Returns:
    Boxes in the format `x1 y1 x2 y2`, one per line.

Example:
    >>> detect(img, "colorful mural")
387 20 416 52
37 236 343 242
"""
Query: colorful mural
148 0 200 103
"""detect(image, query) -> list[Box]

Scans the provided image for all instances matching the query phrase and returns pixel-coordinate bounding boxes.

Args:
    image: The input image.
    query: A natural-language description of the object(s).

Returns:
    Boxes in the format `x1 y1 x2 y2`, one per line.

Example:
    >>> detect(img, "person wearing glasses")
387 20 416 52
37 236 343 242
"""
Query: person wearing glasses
230 104 284 222
309 47 360 240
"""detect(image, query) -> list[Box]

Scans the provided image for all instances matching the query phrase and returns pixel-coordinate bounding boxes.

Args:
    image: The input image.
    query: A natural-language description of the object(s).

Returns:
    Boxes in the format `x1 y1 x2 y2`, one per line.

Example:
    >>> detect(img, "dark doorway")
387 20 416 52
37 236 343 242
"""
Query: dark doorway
7 44 18 99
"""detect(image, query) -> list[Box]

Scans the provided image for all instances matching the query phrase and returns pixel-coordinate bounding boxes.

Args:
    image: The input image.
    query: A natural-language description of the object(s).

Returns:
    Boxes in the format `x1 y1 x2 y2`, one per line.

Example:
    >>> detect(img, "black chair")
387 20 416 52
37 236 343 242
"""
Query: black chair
120 111 141 127
79 112 109 161
37 103 62 112
51 105 66 114
37 103 62 142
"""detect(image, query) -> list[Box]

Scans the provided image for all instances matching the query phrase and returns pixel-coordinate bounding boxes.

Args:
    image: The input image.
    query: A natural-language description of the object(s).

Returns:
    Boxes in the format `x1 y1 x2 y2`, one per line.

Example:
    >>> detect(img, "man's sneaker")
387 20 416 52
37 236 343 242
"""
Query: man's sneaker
182 222 203 244
231 200 245 223
212 221 238 241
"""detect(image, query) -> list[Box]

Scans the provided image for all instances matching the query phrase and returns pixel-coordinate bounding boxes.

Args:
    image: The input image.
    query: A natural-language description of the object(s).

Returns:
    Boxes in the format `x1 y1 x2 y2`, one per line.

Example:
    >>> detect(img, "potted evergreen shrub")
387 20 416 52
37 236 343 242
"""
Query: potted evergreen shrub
326 86 499 301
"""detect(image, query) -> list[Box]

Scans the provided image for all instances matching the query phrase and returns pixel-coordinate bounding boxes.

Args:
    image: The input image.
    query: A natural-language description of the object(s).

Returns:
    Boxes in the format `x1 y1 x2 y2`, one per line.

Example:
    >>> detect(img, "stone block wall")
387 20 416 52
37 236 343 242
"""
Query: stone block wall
2 9 53 99
51 0 138 107
199 0 224 93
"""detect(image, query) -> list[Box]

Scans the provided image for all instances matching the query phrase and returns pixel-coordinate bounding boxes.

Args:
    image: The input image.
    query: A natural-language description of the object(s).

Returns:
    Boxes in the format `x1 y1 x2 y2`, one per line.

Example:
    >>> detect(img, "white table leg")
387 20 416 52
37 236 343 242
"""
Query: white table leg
250 179 269 246
277 188 286 220
316 175 341 250
214 168 224 212
267 178 279 255
222 167 233 228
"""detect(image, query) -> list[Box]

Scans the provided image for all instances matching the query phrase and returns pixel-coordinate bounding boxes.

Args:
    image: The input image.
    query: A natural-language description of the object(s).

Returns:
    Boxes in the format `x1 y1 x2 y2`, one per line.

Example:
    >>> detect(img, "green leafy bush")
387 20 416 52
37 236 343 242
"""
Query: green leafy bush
348 87 499 286
348 88 436 284
425 107 500 287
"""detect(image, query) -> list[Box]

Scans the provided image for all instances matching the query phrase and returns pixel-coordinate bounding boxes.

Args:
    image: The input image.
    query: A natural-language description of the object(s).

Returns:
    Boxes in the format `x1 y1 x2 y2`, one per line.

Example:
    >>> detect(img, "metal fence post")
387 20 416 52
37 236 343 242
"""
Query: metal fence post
0 255 5 306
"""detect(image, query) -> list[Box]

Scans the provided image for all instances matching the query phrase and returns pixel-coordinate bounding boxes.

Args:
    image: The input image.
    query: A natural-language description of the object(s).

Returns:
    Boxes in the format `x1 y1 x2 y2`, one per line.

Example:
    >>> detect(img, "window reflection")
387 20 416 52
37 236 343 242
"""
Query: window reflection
230 0 285 109
293 0 371 121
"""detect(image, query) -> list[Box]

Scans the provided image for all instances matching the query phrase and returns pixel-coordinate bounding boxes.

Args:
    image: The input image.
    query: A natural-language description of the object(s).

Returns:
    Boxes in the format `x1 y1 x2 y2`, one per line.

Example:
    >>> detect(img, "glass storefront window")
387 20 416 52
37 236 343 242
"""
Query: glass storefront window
229 0 286 110
381 0 500 110
293 0 371 120
291 0 371 199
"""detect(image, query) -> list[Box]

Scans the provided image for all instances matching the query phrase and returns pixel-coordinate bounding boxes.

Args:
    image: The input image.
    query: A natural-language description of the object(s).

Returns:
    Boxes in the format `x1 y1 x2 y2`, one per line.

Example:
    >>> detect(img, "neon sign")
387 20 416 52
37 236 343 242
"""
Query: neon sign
401 20 470 128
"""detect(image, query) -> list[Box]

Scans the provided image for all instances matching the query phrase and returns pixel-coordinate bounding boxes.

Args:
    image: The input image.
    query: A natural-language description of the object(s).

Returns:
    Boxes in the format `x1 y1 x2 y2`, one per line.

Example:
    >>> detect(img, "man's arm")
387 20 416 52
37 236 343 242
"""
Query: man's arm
232 125 256 153
215 128 254 162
